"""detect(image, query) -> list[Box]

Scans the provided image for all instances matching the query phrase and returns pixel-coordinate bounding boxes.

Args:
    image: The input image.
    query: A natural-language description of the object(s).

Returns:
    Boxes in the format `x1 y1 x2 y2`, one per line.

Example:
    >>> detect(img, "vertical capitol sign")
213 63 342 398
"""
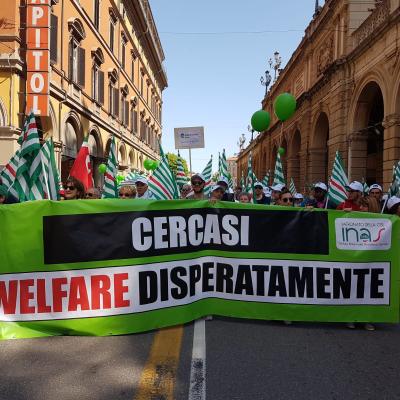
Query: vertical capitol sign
26 0 51 116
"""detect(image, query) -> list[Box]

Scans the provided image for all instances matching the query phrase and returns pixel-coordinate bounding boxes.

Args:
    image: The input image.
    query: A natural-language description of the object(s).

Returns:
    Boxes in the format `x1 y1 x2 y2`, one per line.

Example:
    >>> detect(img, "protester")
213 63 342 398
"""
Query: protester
210 184 225 201
386 196 400 216
64 177 85 200
238 192 251 203
186 174 207 200
85 187 101 199
234 186 243 201
217 177 235 202
0 184 7 204
359 196 380 213
337 181 363 211
305 182 327 208
135 177 154 199
369 184 383 203
277 190 294 206
118 184 136 199
180 184 192 199
293 193 304 207
270 183 285 205
254 182 270 205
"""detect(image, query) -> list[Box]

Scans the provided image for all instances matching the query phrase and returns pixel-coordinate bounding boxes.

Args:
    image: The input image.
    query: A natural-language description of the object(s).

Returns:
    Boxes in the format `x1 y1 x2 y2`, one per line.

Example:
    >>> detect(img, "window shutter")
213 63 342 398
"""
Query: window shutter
98 70 104 104
50 14 58 63
78 47 85 87
133 110 138 133
68 41 73 80
113 88 119 118
124 101 129 126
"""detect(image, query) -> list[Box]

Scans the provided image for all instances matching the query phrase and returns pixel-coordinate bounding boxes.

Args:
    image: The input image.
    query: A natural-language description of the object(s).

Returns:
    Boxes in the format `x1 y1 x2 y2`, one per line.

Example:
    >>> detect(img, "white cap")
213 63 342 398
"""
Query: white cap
294 193 304 199
382 194 389 201
369 184 383 193
387 196 400 211
346 181 363 192
254 181 263 188
135 177 148 185
217 176 229 185
314 182 328 191
211 184 224 192
270 183 285 192
120 180 136 187
263 187 272 197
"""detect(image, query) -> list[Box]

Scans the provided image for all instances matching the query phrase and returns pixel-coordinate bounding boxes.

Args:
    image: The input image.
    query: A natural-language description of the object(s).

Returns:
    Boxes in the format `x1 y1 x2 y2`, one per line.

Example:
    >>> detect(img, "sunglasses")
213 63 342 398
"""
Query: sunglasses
119 193 132 198
282 197 293 203
192 181 203 186
86 193 95 197
65 185 76 190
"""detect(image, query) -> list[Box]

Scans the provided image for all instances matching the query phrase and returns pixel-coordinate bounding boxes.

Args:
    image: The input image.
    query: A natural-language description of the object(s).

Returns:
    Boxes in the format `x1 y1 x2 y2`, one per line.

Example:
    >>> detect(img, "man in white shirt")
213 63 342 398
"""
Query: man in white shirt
135 177 155 199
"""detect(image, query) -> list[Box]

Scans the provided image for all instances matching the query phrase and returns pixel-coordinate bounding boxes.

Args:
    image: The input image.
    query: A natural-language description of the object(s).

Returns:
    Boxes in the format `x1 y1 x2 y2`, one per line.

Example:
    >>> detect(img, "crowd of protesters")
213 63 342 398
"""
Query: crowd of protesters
1 172 400 216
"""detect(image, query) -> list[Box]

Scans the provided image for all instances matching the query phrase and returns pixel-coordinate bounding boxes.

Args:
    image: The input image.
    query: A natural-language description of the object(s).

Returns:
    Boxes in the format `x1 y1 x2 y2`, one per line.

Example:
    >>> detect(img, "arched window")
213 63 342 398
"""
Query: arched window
130 97 138 135
108 69 118 117
93 0 100 29
121 84 129 126
68 19 85 87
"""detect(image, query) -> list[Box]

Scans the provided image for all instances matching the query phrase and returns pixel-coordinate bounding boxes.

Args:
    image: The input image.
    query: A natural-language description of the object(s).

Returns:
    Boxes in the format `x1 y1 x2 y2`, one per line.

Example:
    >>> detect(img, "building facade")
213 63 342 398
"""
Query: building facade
237 0 400 192
0 0 167 185
227 155 238 186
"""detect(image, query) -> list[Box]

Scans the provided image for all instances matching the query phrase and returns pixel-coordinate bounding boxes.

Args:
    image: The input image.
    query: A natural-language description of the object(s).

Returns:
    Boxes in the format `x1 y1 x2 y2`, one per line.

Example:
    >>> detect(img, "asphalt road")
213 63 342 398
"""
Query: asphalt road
1 319 399 400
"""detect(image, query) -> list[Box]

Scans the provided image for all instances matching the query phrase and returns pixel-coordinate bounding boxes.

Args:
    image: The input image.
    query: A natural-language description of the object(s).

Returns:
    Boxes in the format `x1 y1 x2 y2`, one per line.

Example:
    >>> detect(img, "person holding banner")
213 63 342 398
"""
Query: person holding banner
387 196 400 216
85 188 101 199
254 182 270 205
337 181 363 211
239 192 251 203
135 177 154 200
359 196 380 213
217 177 235 202
186 174 207 200
277 190 294 206
118 184 136 199
270 183 285 205
64 177 86 200
305 182 327 208
210 184 225 202
180 184 192 199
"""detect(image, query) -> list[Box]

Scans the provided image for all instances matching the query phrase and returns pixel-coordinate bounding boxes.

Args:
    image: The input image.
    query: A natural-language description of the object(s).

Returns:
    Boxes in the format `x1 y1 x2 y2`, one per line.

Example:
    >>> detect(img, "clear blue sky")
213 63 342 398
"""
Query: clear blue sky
150 0 322 173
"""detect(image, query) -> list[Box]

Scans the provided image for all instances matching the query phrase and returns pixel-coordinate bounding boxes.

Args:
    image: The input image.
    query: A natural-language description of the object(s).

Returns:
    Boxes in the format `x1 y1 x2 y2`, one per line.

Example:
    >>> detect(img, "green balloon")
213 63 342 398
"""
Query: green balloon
144 159 155 170
116 174 125 183
149 160 159 170
278 147 286 156
98 163 107 174
251 110 271 132
274 93 297 121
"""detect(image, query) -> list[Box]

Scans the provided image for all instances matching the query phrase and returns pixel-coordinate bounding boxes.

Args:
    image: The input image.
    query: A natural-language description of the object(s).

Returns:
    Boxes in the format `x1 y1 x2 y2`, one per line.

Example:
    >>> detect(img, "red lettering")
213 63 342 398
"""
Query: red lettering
37 279 51 313
20 279 35 314
68 277 89 311
91 275 111 309
52 277 67 312
114 273 130 308
0 281 18 314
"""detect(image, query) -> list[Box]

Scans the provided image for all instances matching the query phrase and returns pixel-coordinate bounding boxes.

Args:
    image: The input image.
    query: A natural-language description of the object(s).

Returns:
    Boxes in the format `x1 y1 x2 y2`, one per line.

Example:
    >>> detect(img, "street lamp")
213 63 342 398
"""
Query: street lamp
269 51 282 82
260 70 272 97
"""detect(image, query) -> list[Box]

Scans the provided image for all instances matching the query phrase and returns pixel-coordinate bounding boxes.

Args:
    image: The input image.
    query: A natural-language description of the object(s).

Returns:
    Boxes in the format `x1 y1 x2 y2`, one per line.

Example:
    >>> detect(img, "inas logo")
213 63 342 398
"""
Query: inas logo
335 218 392 250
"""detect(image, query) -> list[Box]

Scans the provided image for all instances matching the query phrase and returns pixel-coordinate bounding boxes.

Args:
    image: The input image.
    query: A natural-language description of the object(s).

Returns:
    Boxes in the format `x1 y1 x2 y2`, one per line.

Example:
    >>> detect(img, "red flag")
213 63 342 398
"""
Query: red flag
69 137 93 190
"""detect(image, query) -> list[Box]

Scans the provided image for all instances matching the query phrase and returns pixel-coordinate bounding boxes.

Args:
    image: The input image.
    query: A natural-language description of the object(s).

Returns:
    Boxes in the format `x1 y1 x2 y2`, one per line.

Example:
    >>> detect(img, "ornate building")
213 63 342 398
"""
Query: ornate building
237 0 400 192
0 0 167 184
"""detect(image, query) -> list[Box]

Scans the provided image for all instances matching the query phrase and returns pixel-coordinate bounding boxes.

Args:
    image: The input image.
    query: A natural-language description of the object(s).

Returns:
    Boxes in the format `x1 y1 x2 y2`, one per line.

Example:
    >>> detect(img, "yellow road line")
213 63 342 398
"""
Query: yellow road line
134 325 184 400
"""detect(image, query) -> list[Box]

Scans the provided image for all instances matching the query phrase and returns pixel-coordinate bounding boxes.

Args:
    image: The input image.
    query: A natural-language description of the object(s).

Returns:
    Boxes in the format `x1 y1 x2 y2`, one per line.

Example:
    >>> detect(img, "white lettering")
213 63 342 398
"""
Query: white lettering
221 215 239 246
30 73 45 92
32 6 44 25
188 215 203 246
203 215 221 245
153 217 168 249
132 218 152 251
32 50 43 69
168 216 187 248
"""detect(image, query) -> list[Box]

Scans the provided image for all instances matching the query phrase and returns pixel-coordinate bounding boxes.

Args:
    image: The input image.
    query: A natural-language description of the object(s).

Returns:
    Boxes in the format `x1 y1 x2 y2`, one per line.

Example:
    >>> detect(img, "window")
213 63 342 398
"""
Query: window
120 85 129 126
68 20 85 87
131 52 136 83
121 34 127 69
108 69 118 117
50 13 58 63
131 106 138 134
109 9 117 53
91 48 104 104
93 0 100 29
140 72 144 96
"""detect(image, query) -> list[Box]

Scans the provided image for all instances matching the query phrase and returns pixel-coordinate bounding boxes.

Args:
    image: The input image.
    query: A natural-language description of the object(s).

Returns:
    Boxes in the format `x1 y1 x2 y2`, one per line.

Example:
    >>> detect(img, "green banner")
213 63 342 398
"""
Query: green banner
0 199 399 340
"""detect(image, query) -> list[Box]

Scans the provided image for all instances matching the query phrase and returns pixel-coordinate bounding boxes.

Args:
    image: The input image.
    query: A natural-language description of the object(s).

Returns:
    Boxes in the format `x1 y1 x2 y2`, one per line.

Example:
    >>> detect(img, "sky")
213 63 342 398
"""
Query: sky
149 0 323 173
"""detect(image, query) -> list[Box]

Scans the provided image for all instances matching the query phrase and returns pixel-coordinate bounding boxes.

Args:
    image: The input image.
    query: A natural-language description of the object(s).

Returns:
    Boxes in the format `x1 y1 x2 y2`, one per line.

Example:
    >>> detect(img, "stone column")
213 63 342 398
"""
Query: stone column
347 131 368 182
308 147 327 183
382 113 400 189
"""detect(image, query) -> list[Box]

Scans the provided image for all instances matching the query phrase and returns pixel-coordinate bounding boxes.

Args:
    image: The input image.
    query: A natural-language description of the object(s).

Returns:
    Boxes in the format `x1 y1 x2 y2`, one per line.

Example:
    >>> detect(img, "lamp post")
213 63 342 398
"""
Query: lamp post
269 51 282 82
260 70 272 97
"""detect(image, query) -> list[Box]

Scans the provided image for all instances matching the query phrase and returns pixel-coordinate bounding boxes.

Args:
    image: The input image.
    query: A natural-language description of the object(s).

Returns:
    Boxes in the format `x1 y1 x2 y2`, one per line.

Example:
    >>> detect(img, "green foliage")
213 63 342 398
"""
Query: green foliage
166 153 189 176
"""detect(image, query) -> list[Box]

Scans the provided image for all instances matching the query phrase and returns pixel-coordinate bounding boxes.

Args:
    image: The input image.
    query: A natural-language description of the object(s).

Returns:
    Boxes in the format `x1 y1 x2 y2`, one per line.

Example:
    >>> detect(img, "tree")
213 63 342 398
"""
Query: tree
166 153 189 176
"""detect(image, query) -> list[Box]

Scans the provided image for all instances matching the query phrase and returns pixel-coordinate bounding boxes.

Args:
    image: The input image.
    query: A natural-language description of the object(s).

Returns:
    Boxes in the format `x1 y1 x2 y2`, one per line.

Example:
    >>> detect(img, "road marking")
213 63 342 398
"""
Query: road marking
134 325 183 400
188 319 206 400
